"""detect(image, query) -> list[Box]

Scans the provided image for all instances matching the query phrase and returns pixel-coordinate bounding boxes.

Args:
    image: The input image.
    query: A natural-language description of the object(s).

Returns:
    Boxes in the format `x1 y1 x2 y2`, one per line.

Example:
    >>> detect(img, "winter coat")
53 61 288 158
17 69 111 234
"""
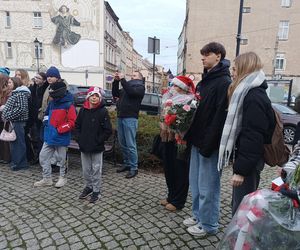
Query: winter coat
185 59 232 157
29 82 49 123
2 86 31 122
75 101 112 153
43 92 76 146
38 79 68 121
233 81 275 176
112 78 145 119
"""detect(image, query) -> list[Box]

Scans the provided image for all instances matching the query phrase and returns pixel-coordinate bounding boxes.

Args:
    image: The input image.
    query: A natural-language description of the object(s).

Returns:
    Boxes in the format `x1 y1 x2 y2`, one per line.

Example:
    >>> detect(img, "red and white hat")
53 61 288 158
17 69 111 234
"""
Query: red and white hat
172 75 195 93
86 86 102 99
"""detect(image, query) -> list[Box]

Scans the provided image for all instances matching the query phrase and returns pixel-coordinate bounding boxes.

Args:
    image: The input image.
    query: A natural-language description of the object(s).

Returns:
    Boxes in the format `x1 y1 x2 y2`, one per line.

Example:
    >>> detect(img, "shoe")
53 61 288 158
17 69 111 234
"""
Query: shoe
79 187 93 199
89 192 100 203
0 160 9 164
183 217 198 226
116 166 130 173
160 199 169 206
34 178 53 187
55 177 67 188
51 164 60 173
165 203 177 211
187 225 216 237
125 170 138 178
11 166 29 171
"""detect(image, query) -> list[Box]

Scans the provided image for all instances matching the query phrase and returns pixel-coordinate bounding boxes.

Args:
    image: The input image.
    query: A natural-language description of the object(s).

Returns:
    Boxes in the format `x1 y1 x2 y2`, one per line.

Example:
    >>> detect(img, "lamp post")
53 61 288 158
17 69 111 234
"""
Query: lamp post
235 0 244 57
34 38 40 73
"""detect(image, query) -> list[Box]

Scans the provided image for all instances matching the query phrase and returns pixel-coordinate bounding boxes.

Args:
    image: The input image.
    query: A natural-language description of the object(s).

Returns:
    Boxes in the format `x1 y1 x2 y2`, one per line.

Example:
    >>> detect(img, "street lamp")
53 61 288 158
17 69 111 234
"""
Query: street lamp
34 38 40 73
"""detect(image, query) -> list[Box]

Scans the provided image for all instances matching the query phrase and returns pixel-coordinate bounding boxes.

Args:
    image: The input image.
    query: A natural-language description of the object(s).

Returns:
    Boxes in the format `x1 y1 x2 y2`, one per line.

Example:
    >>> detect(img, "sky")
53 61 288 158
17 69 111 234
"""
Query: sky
107 0 186 74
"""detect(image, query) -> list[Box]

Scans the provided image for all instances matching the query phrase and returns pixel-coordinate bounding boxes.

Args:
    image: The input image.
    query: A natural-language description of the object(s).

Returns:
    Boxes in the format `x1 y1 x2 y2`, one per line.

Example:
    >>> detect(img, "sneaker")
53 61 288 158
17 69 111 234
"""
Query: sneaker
79 187 93 199
183 217 198 226
89 192 100 204
55 177 67 188
34 178 53 187
187 225 216 237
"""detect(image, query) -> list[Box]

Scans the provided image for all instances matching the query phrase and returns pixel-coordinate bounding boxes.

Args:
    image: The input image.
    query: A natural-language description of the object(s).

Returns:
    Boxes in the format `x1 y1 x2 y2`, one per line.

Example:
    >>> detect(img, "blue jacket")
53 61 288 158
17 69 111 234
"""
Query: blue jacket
44 92 76 146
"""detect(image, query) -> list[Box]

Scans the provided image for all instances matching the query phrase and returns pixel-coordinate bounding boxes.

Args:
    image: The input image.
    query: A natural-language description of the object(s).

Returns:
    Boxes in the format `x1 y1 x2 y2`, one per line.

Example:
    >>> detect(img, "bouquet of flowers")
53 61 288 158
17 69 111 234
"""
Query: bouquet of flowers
162 98 197 147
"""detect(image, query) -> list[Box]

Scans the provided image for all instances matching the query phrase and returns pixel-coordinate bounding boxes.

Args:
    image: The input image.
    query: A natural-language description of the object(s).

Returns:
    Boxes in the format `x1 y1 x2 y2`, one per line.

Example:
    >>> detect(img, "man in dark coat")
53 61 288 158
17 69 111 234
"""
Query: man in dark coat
183 42 231 237
112 71 145 178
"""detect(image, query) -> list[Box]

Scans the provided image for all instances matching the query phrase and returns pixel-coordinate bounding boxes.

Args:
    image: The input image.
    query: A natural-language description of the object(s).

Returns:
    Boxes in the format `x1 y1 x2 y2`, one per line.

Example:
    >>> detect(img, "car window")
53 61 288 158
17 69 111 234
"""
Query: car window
272 103 297 115
77 87 89 92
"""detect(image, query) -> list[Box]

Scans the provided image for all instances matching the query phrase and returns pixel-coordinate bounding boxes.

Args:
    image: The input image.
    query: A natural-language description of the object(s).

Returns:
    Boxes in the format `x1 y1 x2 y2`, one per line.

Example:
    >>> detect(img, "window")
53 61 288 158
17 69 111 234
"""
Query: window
5 12 11 28
34 42 43 59
278 21 289 40
33 12 42 28
281 0 292 7
6 42 12 58
275 53 286 70
242 7 251 13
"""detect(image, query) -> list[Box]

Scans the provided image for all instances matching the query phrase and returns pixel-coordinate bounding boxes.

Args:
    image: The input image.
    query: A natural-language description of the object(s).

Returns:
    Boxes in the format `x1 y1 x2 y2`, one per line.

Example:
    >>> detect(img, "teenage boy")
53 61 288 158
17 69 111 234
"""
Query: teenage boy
75 87 112 203
183 42 231 237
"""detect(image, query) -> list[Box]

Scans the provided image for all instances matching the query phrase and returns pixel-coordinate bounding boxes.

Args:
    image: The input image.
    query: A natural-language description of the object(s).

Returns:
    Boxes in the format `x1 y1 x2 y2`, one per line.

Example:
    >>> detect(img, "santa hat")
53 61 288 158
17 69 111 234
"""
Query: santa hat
86 86 102 99
172 75 195 93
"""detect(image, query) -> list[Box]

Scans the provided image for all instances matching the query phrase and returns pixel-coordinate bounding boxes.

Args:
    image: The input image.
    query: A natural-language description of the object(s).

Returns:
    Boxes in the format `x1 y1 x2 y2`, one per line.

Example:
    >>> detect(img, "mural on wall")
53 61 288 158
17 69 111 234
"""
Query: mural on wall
51 5 81 47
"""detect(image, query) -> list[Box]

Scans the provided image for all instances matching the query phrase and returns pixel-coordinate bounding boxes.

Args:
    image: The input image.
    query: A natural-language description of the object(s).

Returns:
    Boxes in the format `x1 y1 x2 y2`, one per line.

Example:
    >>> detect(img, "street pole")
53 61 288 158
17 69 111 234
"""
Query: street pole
152 36 156 93
236 0 244 57
34 38 40 73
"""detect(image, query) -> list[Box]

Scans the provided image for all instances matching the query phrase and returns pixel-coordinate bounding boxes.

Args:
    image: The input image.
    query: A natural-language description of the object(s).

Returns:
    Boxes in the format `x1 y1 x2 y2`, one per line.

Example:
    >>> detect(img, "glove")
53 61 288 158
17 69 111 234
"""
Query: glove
43 116 49 126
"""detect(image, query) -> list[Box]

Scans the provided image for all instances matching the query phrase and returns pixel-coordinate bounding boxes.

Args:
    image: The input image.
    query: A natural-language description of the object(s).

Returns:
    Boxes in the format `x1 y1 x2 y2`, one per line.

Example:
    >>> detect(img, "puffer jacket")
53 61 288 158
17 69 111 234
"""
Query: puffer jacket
2 86 31 122
43 92 76 146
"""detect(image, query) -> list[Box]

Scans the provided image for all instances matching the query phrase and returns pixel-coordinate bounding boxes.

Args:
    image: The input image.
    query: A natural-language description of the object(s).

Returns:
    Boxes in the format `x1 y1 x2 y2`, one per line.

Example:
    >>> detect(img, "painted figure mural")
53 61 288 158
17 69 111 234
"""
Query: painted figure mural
51 5 81 47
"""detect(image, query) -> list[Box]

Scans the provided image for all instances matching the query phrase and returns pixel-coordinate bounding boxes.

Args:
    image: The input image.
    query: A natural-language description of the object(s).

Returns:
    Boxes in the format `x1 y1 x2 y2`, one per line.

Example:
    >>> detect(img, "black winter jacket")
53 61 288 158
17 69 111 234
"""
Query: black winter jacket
185 59 231 157
75 103 112 153
233 81 275 176
112 78 145 119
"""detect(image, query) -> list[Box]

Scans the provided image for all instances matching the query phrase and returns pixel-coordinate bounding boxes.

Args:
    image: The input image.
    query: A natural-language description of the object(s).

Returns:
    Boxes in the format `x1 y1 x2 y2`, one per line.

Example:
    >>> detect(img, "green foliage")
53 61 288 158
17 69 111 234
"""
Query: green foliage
108 111 163 171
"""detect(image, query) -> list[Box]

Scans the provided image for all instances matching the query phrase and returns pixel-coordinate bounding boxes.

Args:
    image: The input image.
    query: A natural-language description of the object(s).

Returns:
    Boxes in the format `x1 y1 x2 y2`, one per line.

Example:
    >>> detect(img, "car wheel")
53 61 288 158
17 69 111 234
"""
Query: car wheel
283 126 296 144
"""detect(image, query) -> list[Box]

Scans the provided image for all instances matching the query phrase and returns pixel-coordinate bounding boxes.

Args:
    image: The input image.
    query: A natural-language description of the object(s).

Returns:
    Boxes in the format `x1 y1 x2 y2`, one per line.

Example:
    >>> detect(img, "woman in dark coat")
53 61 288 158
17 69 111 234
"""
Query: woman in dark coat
218 52 275 215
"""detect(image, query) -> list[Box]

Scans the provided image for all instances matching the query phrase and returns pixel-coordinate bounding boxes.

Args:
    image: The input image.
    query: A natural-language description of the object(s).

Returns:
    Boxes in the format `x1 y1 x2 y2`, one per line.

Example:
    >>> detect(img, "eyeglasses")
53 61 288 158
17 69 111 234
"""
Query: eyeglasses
34 76 43 80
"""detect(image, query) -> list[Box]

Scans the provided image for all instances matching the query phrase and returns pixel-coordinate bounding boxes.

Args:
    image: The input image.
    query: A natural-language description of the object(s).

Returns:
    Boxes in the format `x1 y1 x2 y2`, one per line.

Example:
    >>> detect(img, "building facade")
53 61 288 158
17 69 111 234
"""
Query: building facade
179 0 300 92
1 0 105 86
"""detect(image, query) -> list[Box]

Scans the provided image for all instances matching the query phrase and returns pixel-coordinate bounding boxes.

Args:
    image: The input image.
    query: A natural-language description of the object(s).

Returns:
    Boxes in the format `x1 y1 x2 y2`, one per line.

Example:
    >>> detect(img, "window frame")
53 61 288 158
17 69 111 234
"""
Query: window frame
34 42 44 59
281 0 292 7
278 20 289 40
33 11 43 29
275 53 286 71
5 11 11 28
6 42 13 58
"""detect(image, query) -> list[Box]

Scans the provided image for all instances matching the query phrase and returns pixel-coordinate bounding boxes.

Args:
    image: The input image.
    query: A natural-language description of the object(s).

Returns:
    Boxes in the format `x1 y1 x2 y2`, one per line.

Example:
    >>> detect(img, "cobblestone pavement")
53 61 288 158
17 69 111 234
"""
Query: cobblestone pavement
0 153 277 250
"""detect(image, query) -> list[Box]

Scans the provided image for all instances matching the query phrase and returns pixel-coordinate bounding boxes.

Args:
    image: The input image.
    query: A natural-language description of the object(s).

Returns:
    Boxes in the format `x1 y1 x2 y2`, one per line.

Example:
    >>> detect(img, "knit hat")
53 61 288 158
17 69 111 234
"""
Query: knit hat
0 67 10 76
49 81 67 99
172 75 195 93
86 86 102 100
46 66 61 79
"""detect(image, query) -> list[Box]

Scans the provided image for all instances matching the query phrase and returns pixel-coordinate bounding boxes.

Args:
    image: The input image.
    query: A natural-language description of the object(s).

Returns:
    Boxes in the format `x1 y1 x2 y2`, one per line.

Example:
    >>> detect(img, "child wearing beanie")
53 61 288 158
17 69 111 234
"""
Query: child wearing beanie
34 81 77 188
75 87 112 203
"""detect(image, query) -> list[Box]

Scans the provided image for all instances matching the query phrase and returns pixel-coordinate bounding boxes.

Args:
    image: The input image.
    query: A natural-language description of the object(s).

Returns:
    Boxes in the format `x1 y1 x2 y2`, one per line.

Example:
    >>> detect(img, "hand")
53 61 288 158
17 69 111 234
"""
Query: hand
0 105 5 112
231 174 244 187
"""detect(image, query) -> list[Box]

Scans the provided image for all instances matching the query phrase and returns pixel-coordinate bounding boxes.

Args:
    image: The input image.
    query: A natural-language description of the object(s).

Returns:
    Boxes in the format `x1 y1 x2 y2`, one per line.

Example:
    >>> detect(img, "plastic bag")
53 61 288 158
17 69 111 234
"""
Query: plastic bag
218 189 300 250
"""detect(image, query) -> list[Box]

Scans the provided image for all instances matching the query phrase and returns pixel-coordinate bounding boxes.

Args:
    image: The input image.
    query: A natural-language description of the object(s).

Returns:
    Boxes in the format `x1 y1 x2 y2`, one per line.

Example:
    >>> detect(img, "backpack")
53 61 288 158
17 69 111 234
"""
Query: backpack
264 108 290 167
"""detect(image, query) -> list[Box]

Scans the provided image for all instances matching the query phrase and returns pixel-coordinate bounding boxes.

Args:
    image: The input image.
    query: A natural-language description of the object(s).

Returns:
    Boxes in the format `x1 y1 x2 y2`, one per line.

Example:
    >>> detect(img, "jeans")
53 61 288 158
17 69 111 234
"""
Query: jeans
189 146 221 233
39 143 67 178
10 121 28 170
117 118 138 171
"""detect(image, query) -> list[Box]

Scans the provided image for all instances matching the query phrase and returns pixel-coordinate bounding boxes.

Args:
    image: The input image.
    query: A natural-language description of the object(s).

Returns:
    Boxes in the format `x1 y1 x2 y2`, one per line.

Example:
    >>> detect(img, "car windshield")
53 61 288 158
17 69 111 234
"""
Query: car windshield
272 103 297 115
77 87 89 92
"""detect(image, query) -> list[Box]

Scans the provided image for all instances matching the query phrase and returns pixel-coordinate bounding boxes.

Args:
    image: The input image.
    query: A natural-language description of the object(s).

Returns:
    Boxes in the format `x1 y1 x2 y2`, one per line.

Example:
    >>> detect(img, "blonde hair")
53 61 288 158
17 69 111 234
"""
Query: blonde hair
228 52 263 101
15 69 30 86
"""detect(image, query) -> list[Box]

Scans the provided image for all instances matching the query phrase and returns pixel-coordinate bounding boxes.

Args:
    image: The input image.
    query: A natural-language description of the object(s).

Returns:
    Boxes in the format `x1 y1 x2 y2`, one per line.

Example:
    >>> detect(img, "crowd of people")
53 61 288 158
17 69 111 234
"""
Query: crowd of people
0 41 292 238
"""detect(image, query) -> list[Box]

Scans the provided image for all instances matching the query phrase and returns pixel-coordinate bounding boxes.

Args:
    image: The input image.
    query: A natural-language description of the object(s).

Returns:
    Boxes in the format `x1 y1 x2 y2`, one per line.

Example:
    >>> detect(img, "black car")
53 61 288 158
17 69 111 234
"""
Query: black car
272 103 300 144
140 93 162 115
68 84 114 106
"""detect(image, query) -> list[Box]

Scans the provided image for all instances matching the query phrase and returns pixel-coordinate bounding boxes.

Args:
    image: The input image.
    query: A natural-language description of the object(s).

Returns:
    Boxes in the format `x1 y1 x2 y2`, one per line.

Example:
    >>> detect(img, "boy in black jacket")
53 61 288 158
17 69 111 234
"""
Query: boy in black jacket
75 87 112 203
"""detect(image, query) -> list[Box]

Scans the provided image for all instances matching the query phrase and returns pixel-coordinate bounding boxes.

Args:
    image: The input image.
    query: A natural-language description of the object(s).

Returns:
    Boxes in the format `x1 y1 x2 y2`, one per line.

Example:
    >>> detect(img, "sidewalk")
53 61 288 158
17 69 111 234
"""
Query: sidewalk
0 153 277 249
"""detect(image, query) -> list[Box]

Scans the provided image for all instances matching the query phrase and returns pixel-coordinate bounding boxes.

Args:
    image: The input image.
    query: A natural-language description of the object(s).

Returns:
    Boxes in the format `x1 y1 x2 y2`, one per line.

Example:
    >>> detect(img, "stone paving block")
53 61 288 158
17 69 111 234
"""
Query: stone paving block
40 238 54 248
104 240 119 249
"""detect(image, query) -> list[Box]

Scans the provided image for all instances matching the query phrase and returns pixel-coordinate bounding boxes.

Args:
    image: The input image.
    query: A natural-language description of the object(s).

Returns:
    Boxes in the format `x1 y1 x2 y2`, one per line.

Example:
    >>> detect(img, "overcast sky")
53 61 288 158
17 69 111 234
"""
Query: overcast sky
107 0 186 74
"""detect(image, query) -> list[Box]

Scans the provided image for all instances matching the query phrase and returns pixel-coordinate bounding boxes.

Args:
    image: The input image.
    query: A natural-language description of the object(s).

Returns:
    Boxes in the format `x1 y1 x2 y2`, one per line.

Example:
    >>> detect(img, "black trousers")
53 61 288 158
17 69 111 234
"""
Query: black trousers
231 160 264 216
162 141 190 209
